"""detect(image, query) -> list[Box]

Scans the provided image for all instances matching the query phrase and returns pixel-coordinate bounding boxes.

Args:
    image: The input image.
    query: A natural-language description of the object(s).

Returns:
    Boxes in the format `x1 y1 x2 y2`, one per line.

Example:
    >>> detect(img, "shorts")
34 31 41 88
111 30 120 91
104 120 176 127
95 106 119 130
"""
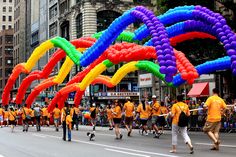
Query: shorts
113 118 121 124
140 119 148 125
125 116 133 125
0 115 3 122
43 116 48 121
152 116 159 125
203 121 221 133
54 118 60 124
9 120 15 125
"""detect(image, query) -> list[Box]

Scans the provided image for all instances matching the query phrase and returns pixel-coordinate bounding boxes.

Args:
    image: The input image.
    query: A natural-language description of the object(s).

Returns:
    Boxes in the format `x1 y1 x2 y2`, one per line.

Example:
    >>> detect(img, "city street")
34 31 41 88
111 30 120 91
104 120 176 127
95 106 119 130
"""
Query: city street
0 126 235 157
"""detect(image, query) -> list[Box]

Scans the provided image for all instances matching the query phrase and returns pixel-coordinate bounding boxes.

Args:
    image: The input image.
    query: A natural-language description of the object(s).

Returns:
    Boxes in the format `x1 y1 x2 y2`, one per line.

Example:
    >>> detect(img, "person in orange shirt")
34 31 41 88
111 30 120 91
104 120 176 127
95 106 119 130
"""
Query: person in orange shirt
66 109 73 141
106 104 114 130
29 108 35 127
71 105 80 130
123 97 135 136
8 107 16 132
136 100 152 136
61 102 72 141
151 95 161 138
4 107 9 127
53 104 61 131
157 101 168 135
0 105 4 128
90 103 98 131
22 104 31 132
42 105 49 126
112 100 123 139
203 88 227 150
170 95 193 154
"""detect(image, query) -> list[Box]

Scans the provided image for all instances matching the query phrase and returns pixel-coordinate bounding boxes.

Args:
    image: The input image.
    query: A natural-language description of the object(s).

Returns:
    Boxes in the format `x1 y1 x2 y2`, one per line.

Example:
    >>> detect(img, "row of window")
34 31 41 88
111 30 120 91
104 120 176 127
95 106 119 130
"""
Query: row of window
2 6 13 12
3 0 12 3
13 33 19 46
0 35 13 45
2 25 12 30
49 4 57 20
14 20 19 33
14 6 20 20
2 16 12 22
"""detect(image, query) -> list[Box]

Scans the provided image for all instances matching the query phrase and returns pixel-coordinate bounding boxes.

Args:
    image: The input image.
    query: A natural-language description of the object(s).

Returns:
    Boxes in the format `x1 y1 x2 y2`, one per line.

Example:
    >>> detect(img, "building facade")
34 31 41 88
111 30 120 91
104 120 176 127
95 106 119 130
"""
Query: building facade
0 0 14 31
0 29 13 97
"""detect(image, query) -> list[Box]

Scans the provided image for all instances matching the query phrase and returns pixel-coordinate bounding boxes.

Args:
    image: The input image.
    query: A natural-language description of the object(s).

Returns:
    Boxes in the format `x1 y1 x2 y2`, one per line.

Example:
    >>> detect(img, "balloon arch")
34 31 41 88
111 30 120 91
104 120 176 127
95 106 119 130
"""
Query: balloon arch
2 5 236 112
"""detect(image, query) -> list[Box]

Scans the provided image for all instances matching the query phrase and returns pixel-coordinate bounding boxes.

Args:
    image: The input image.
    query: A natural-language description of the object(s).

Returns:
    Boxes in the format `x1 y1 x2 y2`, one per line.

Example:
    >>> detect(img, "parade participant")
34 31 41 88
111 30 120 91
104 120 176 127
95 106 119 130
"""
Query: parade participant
72 105 80 130
61 102 71 141
52 104 61 131
136 100 152 136
42 105 49 126
22 104 31 132
30 107 35 127
34 103 41 131
157 101 168 135
8 107 16 132
0 105 4 128
66 108 73 142
4 107 9 127
203 88 227 150
90 103 98 131
106 104 113 130
169 95 193 154
123 97 135 136
112 100 123 139
151 95 161 138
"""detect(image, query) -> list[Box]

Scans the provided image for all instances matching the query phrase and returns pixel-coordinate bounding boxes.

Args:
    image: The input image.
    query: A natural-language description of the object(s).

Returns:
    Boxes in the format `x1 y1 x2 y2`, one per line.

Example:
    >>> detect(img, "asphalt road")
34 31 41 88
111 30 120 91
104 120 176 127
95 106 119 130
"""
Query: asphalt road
0 125 235 157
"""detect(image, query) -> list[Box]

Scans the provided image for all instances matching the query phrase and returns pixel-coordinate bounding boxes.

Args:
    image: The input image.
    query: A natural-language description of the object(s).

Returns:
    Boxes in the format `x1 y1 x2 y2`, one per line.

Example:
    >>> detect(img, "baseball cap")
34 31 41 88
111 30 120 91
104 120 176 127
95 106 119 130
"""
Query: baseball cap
152 95 157 99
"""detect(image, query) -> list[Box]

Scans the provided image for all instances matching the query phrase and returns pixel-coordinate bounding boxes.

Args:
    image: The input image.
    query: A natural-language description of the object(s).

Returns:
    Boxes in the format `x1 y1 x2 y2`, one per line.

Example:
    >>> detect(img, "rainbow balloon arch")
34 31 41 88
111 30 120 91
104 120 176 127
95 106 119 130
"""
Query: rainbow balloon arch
2 5 236 112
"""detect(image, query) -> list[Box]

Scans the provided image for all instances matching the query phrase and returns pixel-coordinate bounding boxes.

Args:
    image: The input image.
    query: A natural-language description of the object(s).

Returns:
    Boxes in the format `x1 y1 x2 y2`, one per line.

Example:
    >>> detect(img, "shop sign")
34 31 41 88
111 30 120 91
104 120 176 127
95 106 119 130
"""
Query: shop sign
138 73 153 87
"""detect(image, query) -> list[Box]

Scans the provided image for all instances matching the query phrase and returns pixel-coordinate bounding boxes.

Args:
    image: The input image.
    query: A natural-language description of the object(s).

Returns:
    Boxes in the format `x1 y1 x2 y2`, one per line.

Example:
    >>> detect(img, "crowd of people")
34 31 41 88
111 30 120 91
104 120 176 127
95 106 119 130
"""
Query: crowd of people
0 88 235 154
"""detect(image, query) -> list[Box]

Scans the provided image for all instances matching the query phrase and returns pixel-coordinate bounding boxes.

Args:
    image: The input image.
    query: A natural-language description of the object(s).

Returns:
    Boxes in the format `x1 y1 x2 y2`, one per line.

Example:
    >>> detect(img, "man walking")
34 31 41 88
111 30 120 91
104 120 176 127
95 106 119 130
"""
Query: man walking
203 88 227 150
123 97 135 136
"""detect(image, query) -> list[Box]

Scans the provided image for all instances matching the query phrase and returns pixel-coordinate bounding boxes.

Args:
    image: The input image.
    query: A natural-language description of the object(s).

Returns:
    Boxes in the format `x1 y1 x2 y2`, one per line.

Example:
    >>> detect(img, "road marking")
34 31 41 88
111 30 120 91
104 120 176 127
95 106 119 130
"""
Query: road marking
195 143 236 148
32 133 47 138
0 155 5 157
95 133 114 137
105 148 150 157
35 133 178 157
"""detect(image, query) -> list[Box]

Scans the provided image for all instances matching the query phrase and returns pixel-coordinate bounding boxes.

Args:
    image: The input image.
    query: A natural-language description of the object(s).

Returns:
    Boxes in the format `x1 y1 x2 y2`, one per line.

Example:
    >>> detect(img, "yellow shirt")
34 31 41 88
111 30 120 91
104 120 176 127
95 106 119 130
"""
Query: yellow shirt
158 106 168 115
4 111 9 119
0 108 4 116
30 109 34 117
8 111 16 121
123 101 135 117
66 115 73 129
53 108 61 119
22 107 31 120
171 102 190 125
205 95 227 122
152 101 160 116
42 108 48 117
113 106 122 118
137 103 152 119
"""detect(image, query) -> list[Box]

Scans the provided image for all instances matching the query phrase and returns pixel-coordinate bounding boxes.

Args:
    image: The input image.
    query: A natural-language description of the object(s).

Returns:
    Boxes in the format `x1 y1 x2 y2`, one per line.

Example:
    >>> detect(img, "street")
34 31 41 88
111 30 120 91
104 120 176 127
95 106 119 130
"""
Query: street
0 126 235 157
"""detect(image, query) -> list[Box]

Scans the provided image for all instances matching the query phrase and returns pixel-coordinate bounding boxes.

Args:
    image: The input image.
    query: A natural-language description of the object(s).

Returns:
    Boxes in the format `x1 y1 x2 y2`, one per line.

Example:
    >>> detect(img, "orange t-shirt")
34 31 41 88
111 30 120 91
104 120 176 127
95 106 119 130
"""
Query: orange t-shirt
8 111 16 121
106 108 113 120
22 107 31 120
158 106 168 115
205 95 227 122
4 111 9 119
171 102 190 125
123 101 135 117
0 108 4 116
66 115 73 129
152 101 160 116
53 108 61 119
113 106 122 118
42 108 48 117
137 103 152 119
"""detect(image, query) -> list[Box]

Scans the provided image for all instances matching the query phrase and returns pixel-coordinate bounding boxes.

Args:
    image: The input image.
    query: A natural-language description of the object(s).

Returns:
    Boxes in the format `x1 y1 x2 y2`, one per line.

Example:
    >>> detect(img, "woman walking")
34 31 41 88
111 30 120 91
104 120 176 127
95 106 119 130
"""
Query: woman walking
112 100 123 139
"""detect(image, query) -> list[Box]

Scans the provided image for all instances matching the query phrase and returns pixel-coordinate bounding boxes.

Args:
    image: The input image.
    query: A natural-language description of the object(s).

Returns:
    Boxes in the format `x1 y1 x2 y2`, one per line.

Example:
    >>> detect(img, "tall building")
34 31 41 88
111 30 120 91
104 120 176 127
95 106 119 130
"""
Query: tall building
0 0 14 31
0 29 13 96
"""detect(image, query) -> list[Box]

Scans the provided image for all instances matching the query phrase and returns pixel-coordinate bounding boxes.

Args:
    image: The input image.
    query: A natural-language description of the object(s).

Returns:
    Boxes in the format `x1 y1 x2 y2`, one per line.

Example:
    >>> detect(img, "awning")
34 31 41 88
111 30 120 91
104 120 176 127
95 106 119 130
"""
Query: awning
187 82 209 97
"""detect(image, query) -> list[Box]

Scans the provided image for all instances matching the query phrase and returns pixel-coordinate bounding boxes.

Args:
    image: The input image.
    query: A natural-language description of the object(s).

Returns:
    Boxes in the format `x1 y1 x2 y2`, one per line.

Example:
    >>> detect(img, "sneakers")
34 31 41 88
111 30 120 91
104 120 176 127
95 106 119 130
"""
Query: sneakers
190 147 194 154
145 133 149 136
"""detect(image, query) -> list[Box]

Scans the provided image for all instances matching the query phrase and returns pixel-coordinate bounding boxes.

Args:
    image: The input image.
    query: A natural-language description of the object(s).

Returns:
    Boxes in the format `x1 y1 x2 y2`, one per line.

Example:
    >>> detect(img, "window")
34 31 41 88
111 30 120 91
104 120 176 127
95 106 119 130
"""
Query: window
9 16 12 21
2 25 6 30
3 16 6 21
3 6 6 12
49 22 57 37
5 46 13 55
76 14 82 38
49 4 57 19
8 25 12 29
60 1 68 15
9 6 12 12
5 35 13 44
31 32 39 45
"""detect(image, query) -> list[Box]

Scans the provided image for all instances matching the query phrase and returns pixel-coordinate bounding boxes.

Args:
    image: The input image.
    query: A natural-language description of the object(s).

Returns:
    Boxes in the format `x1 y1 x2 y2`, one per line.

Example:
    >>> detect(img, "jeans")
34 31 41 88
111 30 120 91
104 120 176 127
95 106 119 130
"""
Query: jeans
68 127 71 140
35 116 41 131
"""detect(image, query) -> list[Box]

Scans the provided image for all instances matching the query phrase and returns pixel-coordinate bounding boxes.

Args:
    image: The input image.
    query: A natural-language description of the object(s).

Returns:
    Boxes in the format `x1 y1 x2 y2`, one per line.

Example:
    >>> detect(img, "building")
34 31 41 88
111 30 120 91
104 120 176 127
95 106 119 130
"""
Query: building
0 0 14 31
0 29 13 97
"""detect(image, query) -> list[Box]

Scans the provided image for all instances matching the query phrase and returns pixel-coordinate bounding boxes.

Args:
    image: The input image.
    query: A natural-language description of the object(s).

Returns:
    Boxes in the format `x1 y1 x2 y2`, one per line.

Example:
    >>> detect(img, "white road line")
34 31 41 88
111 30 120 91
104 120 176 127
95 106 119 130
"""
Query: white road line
95 133 114 137
0 155 5 157
105 148 150 157
195 143 236 148
32 133 47 138
35 133 178 157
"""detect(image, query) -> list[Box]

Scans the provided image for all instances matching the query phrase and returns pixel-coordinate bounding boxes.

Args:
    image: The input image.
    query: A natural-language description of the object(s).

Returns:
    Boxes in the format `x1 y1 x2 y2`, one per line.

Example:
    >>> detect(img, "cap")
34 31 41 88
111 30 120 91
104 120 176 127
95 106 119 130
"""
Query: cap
152 95 157 99
92 103 96 107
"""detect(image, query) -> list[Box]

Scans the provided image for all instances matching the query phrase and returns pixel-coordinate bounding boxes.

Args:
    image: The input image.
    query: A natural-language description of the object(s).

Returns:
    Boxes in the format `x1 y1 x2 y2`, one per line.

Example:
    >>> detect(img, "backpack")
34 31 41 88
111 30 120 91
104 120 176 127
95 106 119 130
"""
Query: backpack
177 105 189 127
90 108 96 119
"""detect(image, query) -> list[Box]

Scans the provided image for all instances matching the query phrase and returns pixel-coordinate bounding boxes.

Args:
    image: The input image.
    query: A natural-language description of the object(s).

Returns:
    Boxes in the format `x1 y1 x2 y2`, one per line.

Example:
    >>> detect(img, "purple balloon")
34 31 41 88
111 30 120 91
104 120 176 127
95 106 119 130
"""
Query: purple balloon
166 60 173 66
227 49 236 56
155 45 162 50
165 54 172 60
160 66 167 74
216 28 223 34
232 69 236 76
215 22 222 29
165 75 173 83
158 55 165 61
232 61 236 67
224 44 231 50
162 43 169 49
164 49 171 55
156 50 164 55
231 55 236 61
223 40 229 45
